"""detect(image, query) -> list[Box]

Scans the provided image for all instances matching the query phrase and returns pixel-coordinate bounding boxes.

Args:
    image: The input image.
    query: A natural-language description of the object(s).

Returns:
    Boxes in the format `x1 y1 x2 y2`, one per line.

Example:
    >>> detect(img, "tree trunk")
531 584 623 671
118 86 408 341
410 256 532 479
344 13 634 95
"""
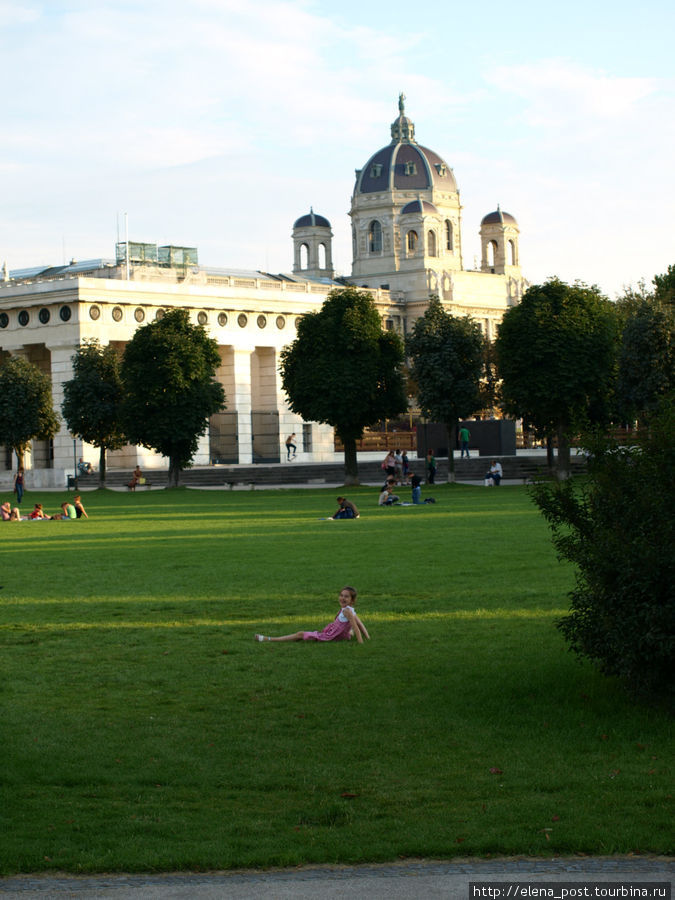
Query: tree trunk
98 445 107 487
556 426 571 480
14 446 25 470
446 422 456 483
342 438 359 485
168 458 181 488
546 435 555 472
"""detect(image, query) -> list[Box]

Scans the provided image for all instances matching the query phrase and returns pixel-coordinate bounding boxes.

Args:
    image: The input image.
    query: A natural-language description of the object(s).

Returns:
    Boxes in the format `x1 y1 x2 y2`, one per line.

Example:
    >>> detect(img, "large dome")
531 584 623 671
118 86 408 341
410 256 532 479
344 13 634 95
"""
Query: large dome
354 95 457 196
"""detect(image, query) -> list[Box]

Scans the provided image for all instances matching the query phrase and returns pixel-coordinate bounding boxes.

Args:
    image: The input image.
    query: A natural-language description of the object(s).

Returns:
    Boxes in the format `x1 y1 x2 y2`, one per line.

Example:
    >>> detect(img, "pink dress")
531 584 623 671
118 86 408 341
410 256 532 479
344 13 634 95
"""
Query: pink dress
303 606 354 642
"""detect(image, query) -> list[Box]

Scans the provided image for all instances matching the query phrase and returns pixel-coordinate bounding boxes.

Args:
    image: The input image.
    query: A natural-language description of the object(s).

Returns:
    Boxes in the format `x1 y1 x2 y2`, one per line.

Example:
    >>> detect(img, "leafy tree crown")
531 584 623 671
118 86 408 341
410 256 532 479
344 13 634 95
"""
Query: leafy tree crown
279 287 407 442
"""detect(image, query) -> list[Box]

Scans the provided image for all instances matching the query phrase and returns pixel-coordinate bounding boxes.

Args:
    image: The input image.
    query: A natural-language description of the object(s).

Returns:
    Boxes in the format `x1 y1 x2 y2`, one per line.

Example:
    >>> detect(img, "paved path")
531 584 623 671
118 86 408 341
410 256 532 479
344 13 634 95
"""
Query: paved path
1 857 672 898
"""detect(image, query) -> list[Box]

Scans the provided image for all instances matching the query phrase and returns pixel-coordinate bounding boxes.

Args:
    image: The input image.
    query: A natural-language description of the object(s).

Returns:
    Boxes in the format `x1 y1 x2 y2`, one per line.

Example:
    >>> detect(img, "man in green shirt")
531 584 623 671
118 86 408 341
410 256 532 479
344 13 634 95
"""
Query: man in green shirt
459 425 471 458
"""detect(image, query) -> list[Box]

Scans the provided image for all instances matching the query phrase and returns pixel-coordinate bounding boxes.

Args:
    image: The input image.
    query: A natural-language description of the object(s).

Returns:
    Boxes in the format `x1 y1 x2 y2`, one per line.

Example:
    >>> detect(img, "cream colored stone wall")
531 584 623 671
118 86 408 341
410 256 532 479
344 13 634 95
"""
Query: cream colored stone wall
0 269 360 482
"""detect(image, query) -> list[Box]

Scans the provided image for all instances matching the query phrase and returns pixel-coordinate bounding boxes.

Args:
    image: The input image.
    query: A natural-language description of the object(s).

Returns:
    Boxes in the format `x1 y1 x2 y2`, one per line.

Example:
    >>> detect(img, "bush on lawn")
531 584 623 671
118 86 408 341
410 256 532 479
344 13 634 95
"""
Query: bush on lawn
531 395 675 698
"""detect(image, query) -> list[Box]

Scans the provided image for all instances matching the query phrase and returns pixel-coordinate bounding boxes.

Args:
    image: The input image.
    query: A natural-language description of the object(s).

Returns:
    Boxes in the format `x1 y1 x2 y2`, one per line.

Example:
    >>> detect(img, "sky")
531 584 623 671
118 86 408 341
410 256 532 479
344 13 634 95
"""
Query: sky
1 0 674 298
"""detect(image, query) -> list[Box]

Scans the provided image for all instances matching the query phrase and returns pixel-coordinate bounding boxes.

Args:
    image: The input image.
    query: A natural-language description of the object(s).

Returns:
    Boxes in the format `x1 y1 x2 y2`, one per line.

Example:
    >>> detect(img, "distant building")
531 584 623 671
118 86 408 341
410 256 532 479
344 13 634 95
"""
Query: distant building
0 98 526 484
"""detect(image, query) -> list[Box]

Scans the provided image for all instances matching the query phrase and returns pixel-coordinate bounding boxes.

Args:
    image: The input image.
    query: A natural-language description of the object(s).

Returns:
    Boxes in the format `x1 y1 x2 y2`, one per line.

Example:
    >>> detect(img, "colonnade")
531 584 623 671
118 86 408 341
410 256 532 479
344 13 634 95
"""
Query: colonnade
1 340 333 483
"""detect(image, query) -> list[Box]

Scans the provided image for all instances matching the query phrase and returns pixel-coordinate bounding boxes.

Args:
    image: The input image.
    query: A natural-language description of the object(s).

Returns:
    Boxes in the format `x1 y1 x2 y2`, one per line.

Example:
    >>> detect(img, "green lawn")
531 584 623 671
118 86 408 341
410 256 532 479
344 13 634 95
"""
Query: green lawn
0 485 671 873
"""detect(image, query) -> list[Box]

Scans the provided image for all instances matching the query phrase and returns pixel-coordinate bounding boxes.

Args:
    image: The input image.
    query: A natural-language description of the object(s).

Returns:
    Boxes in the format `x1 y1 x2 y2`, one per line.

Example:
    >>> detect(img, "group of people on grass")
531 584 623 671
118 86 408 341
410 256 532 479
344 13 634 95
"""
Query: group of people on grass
1 495 88 522
377 470 428 507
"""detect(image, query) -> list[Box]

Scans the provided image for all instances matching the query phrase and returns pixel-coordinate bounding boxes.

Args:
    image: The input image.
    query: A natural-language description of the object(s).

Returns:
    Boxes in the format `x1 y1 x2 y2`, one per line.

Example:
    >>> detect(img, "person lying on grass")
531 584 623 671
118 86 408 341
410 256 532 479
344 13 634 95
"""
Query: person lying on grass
255 586 370 644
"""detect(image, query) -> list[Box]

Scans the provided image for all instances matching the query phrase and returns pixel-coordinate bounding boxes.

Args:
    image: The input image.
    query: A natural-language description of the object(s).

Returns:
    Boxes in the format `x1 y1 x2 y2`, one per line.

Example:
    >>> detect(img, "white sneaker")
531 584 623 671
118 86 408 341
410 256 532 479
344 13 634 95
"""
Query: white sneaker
254 634 266 642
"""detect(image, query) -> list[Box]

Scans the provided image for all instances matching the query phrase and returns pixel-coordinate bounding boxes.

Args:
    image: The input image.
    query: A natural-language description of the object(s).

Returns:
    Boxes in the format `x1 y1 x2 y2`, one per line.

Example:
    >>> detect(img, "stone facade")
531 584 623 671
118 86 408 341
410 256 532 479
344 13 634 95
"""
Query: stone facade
0 98 527 485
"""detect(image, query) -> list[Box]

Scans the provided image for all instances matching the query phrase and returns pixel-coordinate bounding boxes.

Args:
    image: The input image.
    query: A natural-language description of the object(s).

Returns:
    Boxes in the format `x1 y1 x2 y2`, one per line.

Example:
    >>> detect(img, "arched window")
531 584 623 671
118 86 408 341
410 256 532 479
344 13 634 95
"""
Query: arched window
487 240 497 269
369 220 382 253
427 230 437 257
407 230 418 253
445 220 453 251
508 239 516 265
300 243 309 269
318 243 326 269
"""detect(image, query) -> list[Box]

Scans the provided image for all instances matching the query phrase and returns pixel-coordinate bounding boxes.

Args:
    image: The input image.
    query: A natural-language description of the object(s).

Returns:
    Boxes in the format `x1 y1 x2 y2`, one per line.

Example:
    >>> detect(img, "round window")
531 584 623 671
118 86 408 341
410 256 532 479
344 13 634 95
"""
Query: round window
59 305 72 322
0 312 9 329
276 315 286 329
89 305 100 321
257 315 267 329
112 306 123 322
237 313 248 328
155 308 165 320
134 307 145 323
18 310 29 326
198 311 208 326
39 308 51 324
218 312 228 327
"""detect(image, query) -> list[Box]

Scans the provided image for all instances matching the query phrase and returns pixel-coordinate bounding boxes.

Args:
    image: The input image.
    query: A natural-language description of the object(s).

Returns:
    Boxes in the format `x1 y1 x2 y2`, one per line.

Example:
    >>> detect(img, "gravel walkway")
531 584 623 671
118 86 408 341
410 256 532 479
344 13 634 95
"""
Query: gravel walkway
1 856 672 899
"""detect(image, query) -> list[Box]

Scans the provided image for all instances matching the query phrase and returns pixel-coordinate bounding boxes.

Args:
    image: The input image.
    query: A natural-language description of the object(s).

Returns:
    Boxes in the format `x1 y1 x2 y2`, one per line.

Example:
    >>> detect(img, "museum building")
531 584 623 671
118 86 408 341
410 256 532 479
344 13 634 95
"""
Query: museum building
0 98 527 485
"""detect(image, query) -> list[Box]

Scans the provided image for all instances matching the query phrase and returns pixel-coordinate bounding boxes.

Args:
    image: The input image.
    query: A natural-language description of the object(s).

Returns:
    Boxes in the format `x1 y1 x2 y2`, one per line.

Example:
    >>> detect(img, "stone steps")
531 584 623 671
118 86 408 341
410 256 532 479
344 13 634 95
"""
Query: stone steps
73 455 585 489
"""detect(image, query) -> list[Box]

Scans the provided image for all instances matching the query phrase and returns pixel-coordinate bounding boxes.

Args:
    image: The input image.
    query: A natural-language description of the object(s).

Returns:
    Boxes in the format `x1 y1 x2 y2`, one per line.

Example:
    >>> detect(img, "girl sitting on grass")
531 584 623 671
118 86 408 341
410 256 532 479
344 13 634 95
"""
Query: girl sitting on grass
255 586 370 644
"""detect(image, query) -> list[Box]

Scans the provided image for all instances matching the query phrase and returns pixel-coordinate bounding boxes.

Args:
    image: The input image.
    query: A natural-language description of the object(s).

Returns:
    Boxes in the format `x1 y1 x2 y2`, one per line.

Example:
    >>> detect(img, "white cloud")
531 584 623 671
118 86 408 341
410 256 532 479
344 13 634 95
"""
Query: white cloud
488 60 658 127
0 1 39 25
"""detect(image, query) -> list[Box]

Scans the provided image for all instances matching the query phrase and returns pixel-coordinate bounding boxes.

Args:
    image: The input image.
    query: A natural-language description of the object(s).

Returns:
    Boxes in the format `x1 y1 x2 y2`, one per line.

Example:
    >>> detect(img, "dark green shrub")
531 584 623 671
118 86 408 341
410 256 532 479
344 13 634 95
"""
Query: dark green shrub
531 397 674 698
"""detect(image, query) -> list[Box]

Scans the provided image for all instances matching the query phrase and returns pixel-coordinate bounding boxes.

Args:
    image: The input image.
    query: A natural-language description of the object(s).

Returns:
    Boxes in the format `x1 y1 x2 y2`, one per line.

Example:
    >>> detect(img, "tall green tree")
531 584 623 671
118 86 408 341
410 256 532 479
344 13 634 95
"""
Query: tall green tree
0 356 59 468
406 296 485 480
121 308 225 487
495 278 619 478
614 272 675 424
62 340 126 485
652 262 675 308
279 286 407 484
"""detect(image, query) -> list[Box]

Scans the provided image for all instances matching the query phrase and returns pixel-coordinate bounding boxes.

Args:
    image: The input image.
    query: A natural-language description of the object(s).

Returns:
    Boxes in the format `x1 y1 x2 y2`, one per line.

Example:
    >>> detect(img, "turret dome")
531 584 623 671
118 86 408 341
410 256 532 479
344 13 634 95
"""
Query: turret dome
481 207 518 226
293 209 331 229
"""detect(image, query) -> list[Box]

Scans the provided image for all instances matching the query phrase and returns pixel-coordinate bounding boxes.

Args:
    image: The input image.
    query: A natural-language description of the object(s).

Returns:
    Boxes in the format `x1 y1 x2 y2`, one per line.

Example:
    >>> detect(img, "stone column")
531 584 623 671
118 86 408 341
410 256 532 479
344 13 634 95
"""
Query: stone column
273 347 300 458
6 347 30 471
47 343 80 477
231 348 253 464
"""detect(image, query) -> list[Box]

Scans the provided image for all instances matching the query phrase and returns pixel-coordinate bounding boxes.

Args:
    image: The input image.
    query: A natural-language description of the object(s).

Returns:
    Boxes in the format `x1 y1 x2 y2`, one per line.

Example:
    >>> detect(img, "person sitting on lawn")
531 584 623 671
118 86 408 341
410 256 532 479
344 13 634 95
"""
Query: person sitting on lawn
1 500 21 521
330 497 359 519
378 483 400 506
255 586 369 644
29 503 51 519
53 501 77 520
73 495 89 518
